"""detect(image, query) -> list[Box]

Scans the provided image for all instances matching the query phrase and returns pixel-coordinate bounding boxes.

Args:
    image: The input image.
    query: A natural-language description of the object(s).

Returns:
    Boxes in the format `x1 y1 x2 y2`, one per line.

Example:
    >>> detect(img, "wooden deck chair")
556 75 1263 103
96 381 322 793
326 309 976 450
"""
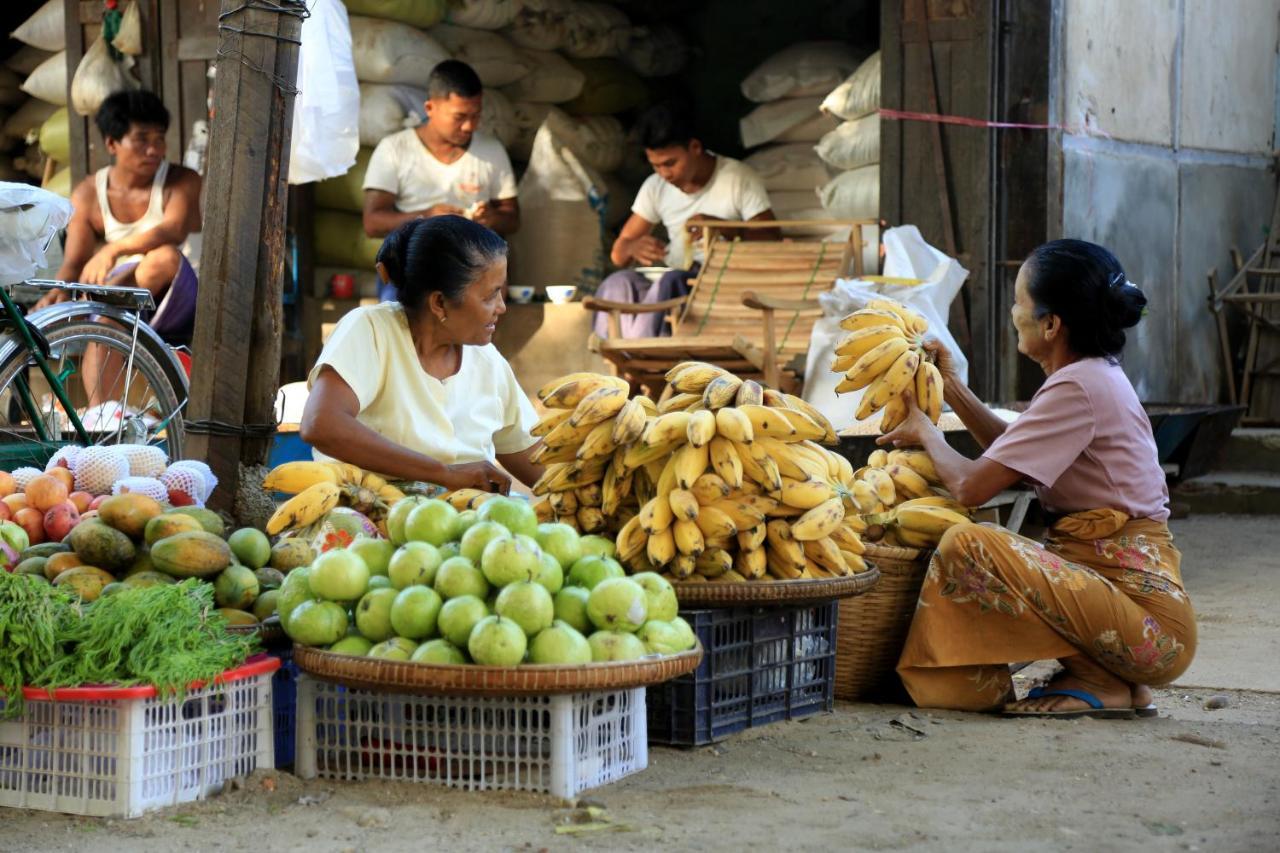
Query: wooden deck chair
583 219 875 395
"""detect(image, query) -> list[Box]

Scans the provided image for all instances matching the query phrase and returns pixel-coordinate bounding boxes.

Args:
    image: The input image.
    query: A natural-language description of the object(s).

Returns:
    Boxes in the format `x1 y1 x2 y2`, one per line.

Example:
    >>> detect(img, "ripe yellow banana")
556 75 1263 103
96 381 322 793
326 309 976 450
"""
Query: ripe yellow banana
702 374 743 409
856 349 921 420
568 386 628 427
839 307 907 334
866 298 928 336
615 514 647 562
575 482 603 508
790 497 845 541
714 406 754 443
667 488 700 521
668 361 728 393
897 495 971 515
647 527 676 565
889 450 942 485
735 379 765 407
735 546 768 580
765 520 806 570
861 467 897 506
658 393 701 413
894 504 970 537
837 336 911 393
737 523 767 550
672 442 710 490
378 484 407 503
537 372 606 401
782 394 838 442
262 461 342 494
765 548 802 580
780 477 838 510
692 505 737 540
696 548 733 577
708 436 744 489
709 498 766 529
577 420 619 461
686 409 717 448
885 464 932 500
738 405 799 441
833 324 906 362
638 494 675 534
803 537 850 576
610 397 648 445
266 481 341 535
774 407 829 442
673 519 705 556
543 415 601 449
549 488 578 515
643 411 693 447
577 507 605 533
541 374 627 409
532 408 573 438
691 472 731 505
916 359 944 424
621 437 682 470
830 524 866 555
880 395 909 433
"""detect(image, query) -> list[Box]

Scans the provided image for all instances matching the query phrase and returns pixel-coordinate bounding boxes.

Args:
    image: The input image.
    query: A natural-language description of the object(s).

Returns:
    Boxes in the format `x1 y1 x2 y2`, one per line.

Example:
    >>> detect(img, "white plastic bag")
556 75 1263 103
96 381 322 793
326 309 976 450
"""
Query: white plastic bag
349 16 450 85
11 0 65 52
815 113 880 170
447 0 521 30
562 1 630 59
357 82 423 146
430 24 531 88
541 107 626 172
504 0 574 51
821 51 881 120
113 1 144 56
745 143 833 191
71 38 136 117
500 48 585 103
289 0 360 184
509 100 552 161
0 182 72 282
741 42 864 104
803 225 969 426
739 96 824 148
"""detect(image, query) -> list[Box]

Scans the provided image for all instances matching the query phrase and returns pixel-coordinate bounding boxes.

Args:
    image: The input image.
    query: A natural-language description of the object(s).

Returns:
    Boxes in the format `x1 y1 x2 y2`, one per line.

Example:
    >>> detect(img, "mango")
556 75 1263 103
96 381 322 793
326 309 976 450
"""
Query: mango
43 551 83 581
214 564 260 609
14 556 48 576
218 607 259 626
20 542 70 560
67 521 136 572
98 493 164 540
151 530 233 578
166 507 226 537
144 513 204 545
123 570 177 587
53 566 113 601
269 537 316 572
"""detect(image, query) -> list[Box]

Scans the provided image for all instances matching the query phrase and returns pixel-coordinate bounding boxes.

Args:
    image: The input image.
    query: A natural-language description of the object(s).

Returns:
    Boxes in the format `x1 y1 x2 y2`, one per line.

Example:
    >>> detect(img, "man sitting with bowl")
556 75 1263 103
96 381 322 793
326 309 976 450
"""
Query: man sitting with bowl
592 102 777 339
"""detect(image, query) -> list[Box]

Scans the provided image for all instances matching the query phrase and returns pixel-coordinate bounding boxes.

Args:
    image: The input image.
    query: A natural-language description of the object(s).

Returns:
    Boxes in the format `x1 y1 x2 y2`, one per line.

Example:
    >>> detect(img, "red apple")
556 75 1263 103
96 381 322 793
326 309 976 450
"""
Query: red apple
168 489 196 507
89 495 109 511
13 507 45 545
43 502 80 542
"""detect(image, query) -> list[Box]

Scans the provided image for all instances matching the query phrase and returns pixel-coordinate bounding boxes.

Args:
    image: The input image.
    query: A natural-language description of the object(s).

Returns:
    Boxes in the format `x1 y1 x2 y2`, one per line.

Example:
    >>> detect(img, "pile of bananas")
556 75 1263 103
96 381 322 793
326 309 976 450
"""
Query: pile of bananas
262 461 407 536
851 448 972 548
832 298 944 431
529 366 870 584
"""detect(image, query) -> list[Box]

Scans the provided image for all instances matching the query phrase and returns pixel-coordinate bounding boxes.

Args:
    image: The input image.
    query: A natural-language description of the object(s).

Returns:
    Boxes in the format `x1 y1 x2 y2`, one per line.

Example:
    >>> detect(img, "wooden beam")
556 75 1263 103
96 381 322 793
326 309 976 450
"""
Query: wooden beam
185 0 303 510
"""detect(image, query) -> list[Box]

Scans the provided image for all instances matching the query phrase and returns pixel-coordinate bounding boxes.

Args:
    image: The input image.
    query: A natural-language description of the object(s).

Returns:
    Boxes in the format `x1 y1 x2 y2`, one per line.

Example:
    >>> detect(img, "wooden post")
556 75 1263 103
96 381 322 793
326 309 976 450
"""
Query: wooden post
184 0 304 511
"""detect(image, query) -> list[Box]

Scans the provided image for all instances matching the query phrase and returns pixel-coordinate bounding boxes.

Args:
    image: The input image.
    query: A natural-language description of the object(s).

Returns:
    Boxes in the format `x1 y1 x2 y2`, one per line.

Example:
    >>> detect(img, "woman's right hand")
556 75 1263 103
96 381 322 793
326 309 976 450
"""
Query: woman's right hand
924 338 962 388
444 461 512 495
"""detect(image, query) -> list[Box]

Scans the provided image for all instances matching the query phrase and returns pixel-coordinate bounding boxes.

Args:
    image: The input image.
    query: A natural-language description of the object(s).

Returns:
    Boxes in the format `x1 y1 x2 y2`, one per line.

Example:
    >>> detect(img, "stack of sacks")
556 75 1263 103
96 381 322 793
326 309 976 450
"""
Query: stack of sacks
6 0 71 195
737 42 863 239
816 52 880 233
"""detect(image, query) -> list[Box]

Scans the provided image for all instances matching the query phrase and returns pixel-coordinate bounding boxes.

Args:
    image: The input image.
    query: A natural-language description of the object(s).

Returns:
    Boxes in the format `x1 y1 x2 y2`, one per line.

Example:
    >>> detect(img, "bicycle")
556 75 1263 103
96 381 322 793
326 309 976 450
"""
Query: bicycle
0 279 189 470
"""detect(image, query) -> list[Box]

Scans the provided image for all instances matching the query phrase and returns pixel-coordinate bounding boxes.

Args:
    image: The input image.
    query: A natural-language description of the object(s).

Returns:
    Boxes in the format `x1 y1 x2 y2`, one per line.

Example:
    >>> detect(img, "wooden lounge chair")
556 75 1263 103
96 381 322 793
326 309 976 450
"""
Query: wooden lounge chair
583 219 875 395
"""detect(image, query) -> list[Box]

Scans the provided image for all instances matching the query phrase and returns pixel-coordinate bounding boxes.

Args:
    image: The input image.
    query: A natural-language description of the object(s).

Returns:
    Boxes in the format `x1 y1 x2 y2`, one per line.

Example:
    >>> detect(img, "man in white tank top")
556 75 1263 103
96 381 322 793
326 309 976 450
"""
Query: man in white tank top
36 90 202 408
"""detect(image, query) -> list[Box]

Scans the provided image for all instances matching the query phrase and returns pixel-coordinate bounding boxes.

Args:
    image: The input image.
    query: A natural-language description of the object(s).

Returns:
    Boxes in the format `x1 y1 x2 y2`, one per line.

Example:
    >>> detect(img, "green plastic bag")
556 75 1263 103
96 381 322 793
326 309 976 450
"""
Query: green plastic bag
37 105 68 162
315 146 372 213
314 209 382 270
342 0 446 29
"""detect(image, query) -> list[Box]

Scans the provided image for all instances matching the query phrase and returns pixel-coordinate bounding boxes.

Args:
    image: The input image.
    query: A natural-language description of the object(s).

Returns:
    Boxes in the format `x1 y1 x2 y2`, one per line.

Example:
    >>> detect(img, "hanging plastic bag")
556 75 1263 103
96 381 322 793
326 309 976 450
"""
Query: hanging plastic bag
802 225 969 427
70 36 137 117
113 1 144 56
0 182 73 282
288 0 359 184
21 50 68 106
11 0 65 53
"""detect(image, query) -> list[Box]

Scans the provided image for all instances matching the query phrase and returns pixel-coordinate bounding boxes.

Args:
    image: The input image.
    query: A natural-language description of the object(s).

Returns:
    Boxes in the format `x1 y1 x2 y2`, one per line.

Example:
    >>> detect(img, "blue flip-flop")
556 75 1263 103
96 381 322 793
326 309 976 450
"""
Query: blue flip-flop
1002 686 1138 719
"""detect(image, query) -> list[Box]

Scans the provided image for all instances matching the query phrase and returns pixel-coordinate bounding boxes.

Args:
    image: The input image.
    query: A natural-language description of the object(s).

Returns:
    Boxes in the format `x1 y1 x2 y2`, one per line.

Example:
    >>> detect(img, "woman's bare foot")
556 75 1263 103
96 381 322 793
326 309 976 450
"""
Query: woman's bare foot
1004 654 1134 714
1132 683 1154 709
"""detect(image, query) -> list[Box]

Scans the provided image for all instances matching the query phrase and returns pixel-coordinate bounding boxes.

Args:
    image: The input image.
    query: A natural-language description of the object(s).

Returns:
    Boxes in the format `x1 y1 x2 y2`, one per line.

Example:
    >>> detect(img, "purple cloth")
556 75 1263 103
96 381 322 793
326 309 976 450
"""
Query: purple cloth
592 266 697 339
109 253 199 345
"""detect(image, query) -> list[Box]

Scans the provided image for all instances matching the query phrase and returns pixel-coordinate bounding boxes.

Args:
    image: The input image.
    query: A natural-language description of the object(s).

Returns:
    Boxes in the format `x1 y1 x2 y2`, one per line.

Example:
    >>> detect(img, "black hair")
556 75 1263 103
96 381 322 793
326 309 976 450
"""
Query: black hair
376 216 507 316
634 101 697 150
95 89 169 141
427 60 483 100
1024 239 1147 359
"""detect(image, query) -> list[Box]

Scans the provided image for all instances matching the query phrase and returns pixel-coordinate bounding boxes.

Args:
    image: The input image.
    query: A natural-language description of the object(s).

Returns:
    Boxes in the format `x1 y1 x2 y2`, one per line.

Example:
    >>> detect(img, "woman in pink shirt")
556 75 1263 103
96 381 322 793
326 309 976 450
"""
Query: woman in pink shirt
880 239 1195 718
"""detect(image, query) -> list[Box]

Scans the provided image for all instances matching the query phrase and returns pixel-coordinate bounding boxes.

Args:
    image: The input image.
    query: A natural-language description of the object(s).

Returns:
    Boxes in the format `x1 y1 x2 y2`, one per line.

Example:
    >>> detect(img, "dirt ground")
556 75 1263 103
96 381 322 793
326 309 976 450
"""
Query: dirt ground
4 514 1278 853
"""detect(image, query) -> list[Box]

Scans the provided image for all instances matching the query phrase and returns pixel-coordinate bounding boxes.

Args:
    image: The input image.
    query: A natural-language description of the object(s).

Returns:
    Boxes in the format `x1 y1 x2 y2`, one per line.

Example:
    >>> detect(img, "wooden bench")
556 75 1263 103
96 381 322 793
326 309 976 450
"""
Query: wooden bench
583 219 876 395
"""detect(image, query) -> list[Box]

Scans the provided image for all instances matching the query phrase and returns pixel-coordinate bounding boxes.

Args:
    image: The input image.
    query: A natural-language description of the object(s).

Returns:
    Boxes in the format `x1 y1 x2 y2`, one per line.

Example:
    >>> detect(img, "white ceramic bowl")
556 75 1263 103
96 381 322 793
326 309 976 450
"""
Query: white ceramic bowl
545 285 578 304
507 285 535 304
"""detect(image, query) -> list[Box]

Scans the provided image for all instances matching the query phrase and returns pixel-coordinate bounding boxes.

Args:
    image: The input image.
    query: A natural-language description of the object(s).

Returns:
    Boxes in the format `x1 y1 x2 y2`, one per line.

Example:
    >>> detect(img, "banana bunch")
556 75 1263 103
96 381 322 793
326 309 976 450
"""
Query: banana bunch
530 366 870 584
263 460 407 535
852 448 972 549
831 298 944 430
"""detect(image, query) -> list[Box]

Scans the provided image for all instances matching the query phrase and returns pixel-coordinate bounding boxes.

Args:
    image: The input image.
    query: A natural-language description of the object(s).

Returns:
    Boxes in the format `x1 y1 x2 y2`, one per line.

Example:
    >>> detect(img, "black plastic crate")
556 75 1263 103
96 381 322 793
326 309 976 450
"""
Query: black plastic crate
648 602 837 746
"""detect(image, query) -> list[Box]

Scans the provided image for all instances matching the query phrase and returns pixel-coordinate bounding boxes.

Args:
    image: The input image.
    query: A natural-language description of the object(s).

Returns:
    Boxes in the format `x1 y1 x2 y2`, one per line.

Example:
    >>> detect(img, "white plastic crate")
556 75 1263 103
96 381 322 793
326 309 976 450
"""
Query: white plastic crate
295 676 648 800
0 657 278 819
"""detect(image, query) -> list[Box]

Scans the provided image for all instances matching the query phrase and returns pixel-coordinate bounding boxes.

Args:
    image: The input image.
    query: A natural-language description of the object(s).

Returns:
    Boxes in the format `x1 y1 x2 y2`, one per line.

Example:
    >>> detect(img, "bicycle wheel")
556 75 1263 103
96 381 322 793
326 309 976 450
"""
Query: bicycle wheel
0 320 186 468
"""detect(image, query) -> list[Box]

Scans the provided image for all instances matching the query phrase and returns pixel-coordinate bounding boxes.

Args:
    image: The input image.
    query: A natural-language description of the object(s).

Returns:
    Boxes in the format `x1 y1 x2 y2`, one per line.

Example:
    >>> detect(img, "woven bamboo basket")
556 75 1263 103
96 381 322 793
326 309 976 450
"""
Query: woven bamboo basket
292 643 703 697
834 543 932 701
673 566 880 607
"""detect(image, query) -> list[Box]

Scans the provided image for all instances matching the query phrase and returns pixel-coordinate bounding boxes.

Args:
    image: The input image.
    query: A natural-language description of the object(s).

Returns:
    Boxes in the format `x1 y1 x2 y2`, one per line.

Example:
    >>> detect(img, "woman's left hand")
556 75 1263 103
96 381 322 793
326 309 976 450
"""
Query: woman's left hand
876 391 940 449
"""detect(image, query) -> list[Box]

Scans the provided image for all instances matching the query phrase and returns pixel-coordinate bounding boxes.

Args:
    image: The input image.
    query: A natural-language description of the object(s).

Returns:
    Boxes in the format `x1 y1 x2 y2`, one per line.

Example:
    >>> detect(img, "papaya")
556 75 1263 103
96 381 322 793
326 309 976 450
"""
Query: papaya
217 607 259 626
43 551 84 581
98 494 164 540
150 530 233 578
100 582 127 597
53 566 114 601
214 564 260 609
67 521 137 572
144 513 204 545
14 556 48 576
20 542 71 560
123 570 177 587
269 537 316 572
123 549 155 577
166 506 226 538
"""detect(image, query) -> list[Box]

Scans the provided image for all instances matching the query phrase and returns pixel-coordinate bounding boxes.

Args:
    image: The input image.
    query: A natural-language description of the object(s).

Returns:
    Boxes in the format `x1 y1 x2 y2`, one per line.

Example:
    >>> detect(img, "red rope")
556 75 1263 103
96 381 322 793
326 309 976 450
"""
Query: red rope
878 107 1063 131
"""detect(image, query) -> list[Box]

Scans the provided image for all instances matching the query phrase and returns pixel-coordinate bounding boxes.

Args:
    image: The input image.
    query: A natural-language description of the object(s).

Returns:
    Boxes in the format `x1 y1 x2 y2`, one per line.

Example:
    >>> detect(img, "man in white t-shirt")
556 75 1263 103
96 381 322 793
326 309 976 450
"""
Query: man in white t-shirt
363 60 519 300
594 103 777 338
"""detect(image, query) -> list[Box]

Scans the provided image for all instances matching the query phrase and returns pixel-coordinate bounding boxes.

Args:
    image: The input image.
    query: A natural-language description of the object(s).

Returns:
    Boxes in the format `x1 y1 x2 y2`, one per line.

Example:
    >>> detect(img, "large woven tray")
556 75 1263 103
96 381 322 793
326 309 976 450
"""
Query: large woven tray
292 642 704 697
672 565 880 607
